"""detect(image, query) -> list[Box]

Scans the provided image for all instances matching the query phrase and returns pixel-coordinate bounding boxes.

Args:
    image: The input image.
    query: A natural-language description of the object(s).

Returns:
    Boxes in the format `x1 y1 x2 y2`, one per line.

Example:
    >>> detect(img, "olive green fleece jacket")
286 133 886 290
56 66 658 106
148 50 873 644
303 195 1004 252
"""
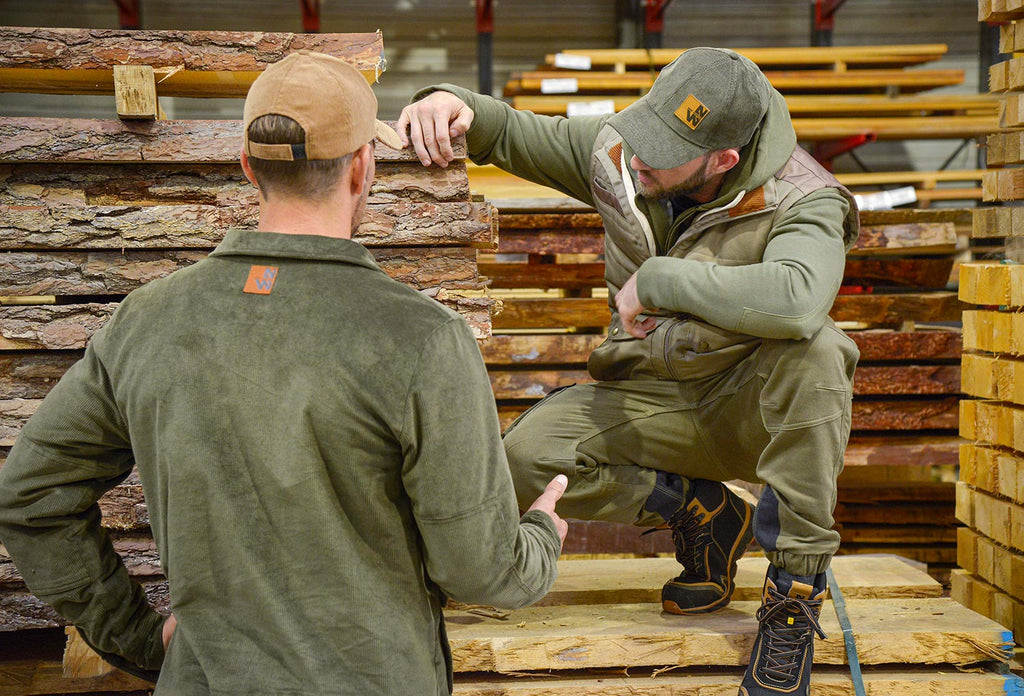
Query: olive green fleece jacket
0 230 561 695
418 84 854 346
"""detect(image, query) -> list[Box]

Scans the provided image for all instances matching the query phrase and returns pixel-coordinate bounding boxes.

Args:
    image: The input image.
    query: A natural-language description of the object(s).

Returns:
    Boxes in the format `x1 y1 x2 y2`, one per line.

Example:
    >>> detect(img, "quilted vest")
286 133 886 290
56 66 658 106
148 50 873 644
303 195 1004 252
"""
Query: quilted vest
586 124 859 382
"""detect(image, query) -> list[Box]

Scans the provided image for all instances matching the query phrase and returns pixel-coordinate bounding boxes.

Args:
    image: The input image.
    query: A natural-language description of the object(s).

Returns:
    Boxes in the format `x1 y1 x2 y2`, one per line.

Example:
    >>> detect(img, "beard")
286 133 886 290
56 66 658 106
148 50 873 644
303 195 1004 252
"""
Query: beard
636 153 712 200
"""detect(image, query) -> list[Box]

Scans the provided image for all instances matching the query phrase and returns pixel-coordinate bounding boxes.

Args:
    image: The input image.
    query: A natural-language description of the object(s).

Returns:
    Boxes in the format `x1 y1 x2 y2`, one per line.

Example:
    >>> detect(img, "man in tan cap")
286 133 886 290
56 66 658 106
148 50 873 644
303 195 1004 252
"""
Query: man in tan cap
0 51 567 694
399 47 859 696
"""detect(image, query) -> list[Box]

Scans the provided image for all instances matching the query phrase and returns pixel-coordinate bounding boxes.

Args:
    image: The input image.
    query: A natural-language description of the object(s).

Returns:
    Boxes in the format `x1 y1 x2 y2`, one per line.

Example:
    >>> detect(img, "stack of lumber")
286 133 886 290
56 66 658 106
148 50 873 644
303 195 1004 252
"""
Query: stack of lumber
478 200 967 574
5 555 1022 694
498 43 996 203
0 26 496 686
949 0 1024 648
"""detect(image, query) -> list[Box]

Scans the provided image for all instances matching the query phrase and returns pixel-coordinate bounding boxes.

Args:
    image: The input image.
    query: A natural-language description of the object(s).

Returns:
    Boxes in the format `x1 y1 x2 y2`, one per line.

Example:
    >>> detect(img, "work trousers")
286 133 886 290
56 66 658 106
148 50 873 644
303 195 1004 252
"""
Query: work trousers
504 321 859 577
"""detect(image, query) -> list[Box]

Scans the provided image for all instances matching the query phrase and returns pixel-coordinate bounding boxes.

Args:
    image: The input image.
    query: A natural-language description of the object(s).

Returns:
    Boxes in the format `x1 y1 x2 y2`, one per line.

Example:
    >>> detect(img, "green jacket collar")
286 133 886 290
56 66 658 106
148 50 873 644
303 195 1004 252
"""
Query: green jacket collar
210 229 384 273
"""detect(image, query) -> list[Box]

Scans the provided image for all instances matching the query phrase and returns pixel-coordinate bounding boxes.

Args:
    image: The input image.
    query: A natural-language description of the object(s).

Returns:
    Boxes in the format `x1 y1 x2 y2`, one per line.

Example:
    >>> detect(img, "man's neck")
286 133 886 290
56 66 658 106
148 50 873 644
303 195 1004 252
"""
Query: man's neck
256 197 354 240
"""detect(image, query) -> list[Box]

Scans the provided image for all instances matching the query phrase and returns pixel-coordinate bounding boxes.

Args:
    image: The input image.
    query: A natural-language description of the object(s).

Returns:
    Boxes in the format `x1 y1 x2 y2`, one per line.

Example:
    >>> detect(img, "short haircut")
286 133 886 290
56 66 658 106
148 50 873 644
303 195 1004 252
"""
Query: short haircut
245 114 354 202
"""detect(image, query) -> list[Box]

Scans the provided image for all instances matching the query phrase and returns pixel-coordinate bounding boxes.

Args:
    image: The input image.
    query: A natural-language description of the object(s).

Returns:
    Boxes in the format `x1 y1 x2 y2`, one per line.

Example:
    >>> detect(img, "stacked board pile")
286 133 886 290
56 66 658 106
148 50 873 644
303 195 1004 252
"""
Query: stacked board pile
498 43 998 202
0 25 496 684
478 200 967 572
7 555 1023 694
949 0 1024 648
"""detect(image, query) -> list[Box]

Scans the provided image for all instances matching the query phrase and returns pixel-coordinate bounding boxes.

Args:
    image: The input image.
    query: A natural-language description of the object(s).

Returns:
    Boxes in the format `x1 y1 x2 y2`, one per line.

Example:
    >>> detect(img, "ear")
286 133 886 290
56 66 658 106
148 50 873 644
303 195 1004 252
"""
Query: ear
348 143 375 198
240 150 259 188
708 148 741 176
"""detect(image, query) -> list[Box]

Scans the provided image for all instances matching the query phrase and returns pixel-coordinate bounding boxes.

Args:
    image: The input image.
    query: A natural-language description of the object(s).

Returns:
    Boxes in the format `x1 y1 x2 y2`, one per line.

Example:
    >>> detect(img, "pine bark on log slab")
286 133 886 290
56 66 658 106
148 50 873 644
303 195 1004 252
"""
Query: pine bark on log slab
0 28 384 96
0 162 472 206
0 248 484 295
0 581 169 633
446 597 1010 672
0 200 494 249
0 352 81 399
843 258 954 289
857 207 973 229
1 534 160 587
0 295 494 352
453 670 1024 696
0 304 117 350
498 212 604 230
0 118 438 164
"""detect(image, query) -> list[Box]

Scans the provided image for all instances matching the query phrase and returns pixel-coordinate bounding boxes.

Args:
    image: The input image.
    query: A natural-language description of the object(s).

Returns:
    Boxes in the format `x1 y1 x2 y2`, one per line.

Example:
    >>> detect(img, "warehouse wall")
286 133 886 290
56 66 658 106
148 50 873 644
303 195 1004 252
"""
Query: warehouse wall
0 0 986 171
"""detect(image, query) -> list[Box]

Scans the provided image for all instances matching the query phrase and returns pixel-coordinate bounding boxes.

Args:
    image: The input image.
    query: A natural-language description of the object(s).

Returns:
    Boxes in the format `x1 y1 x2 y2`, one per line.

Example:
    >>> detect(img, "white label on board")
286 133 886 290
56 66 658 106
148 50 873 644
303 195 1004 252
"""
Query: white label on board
566 100 616 117
853 186 918 211
541 78 579 94
553 53 592 70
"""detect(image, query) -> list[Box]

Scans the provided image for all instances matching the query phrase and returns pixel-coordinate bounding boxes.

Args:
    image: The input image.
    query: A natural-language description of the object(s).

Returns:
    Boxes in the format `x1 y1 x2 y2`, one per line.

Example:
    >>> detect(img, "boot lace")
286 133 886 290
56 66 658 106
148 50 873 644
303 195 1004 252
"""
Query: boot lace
754 587 828 684
668 507 709 578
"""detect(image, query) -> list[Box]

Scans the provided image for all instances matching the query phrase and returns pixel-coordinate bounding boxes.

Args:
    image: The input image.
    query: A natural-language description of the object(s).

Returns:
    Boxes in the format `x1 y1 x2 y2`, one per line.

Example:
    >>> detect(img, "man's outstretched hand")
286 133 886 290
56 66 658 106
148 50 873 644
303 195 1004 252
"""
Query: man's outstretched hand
528 474 569 546
396 91 475 168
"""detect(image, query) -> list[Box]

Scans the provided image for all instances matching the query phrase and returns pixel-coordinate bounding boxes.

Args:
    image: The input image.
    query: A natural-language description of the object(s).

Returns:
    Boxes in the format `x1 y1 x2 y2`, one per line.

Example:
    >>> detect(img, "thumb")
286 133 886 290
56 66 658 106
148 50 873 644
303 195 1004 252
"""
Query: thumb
529 474 568 513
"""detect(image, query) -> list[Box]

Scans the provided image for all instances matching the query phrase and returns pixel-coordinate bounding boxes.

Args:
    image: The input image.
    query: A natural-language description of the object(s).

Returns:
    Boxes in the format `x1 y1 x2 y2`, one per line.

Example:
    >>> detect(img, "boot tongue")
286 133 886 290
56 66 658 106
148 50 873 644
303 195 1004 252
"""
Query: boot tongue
785 580 815 601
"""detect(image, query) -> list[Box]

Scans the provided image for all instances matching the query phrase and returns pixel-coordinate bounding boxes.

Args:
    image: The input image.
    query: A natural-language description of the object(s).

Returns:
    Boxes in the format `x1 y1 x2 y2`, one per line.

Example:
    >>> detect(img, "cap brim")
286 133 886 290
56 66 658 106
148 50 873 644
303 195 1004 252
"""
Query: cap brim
607 98 706 170
375 120 404 151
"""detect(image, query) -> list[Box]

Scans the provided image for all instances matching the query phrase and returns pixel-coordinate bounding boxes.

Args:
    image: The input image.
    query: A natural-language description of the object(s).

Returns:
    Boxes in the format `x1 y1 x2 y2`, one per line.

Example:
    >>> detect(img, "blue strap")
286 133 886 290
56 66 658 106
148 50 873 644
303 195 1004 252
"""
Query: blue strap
825 567 866 696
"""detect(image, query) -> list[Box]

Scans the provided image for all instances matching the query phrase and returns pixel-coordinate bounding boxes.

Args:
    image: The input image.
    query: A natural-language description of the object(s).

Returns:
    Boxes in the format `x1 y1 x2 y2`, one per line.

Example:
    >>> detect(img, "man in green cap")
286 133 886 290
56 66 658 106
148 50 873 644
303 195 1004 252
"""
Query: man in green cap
398 47 859 696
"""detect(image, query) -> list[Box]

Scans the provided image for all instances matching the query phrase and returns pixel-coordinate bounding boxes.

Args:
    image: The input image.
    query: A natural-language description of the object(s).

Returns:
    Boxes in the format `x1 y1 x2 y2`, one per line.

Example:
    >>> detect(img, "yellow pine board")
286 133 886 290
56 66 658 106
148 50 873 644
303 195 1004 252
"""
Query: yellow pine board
540 555 940 607
960 442 1024 504
959 261 1024 307
973 206 1024 238
971 487 1024 552
446 597 1011 672
454 670 1023 695
962 309 1024 355
962 352 1024 405
952 569 1024 645
958 399 1024 452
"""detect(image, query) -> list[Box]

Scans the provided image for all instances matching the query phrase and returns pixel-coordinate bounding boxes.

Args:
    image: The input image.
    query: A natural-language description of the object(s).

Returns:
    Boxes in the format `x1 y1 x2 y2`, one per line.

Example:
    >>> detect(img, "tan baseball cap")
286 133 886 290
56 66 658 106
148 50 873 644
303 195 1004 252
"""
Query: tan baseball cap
243 50 403 161
607 47 772 170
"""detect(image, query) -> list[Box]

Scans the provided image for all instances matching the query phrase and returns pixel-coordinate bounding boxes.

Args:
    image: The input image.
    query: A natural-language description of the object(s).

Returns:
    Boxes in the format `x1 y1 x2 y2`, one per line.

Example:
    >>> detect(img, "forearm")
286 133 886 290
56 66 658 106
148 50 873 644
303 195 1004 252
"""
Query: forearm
637 190 849 339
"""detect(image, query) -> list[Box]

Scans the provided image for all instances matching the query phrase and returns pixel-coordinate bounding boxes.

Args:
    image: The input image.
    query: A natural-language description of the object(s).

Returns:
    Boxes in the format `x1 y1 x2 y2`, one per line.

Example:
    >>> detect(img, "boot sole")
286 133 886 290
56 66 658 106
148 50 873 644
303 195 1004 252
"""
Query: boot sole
661 499 755 615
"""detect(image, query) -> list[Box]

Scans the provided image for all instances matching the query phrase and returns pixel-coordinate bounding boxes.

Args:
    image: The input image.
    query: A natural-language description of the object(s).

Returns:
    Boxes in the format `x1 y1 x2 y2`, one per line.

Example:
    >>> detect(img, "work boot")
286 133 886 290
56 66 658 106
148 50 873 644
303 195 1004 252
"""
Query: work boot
739 565 829 696
661 479 755 614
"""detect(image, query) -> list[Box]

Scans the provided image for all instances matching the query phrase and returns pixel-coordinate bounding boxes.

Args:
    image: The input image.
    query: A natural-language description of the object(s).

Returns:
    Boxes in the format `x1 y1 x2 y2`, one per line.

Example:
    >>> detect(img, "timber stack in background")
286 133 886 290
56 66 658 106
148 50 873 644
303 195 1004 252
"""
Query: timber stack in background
952 0 1024 648
0 24 495 682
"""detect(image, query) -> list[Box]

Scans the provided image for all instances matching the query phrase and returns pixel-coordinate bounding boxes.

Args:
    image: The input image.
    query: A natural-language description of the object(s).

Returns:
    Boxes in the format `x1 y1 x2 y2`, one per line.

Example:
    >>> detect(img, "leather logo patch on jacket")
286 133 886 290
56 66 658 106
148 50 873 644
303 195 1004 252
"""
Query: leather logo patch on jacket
243 265 279 294
728 187 767 218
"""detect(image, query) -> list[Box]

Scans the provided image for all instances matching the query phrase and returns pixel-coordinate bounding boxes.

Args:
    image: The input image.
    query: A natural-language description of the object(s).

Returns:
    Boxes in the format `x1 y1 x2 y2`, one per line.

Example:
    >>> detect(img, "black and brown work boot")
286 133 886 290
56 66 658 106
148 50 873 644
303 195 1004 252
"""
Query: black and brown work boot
738 565 829 696
661 479 755 614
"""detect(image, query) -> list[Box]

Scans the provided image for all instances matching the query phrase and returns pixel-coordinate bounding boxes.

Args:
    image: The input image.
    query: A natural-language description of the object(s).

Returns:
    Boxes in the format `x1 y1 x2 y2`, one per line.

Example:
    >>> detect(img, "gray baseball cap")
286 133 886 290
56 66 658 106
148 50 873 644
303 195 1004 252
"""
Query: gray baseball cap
608 47 772 170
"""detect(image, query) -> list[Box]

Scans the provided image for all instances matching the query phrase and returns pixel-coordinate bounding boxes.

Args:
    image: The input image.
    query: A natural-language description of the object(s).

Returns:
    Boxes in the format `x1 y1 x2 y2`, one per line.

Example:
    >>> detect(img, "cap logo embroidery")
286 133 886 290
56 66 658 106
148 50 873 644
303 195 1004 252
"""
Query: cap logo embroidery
243 265 278 295
675 94 710 131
